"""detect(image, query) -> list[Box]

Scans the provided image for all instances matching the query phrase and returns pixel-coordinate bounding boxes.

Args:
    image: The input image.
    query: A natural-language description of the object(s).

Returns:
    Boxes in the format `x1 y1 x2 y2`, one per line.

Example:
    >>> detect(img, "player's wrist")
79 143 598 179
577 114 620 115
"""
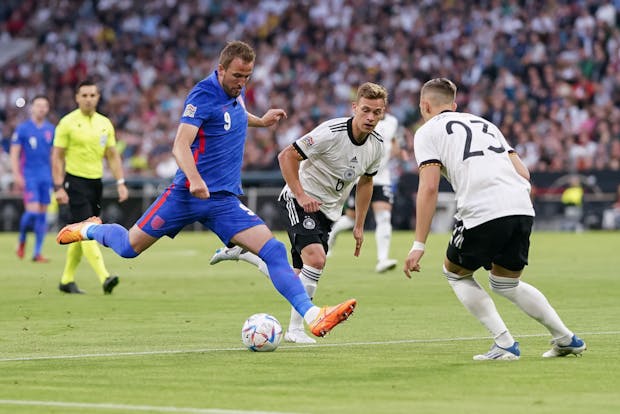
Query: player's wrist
116 178 126 185
409 241 425 253
53 183 63 191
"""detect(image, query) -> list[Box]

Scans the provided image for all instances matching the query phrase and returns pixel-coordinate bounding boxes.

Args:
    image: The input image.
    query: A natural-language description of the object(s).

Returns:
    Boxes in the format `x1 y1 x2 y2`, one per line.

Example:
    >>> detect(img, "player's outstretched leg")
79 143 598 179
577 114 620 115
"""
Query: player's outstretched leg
210 245 270 276
57 218 139 258
57 217 102 244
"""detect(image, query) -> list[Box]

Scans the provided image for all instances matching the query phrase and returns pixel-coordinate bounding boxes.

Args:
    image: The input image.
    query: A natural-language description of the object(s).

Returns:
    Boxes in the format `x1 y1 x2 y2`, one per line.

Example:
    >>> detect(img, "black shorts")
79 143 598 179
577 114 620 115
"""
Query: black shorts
345 184 394 210
446 215 533 272
64 173 103 222
278 191 334 269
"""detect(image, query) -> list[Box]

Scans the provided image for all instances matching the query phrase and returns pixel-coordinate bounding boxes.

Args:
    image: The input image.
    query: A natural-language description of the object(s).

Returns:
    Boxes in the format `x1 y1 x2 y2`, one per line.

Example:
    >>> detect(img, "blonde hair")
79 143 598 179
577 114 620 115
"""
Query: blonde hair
421 78 457 105
357 82 388 105
219 40 256 69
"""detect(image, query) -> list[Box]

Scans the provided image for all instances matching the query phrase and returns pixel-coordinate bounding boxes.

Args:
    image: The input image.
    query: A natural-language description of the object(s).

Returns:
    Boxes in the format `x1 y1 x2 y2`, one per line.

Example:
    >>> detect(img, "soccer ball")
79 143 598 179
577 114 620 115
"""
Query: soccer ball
241 313 283 352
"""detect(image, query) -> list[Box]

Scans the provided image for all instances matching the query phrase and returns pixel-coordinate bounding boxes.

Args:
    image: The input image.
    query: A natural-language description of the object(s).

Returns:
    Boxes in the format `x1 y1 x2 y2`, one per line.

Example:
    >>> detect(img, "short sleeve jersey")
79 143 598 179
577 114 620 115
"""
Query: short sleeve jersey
287 117 384 221
173 71 248 195
11 119 55 180
54 109 116 179
372 113 398 186
414 111 534 229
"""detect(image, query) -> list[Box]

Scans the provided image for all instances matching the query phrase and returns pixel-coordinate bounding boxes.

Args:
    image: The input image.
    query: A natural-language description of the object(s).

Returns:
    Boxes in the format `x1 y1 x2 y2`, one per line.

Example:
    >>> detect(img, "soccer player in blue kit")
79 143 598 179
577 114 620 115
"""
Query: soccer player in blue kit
10 95 55 262
57 41 356 338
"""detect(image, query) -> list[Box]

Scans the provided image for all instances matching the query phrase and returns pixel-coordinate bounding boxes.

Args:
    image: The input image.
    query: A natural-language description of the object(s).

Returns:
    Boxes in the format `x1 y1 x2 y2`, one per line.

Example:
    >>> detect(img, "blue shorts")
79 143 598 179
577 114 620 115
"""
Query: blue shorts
24 177 52 205
136 185 264 245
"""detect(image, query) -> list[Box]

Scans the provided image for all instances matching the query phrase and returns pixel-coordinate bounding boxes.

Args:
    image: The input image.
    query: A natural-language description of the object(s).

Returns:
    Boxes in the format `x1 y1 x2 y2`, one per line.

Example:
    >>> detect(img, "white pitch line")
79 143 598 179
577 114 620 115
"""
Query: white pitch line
0 331 617 363
0 400 298 414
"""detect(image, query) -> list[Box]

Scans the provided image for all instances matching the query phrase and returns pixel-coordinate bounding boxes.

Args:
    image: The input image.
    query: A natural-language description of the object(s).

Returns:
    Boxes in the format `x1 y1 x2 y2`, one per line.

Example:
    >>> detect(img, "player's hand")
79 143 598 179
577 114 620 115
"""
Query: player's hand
296 193 322 213
261 109 287 127
55 188 69 205
13 175 24 193
403 249 424 279
189 179 210 199
353 226 364 257
117 183 129 203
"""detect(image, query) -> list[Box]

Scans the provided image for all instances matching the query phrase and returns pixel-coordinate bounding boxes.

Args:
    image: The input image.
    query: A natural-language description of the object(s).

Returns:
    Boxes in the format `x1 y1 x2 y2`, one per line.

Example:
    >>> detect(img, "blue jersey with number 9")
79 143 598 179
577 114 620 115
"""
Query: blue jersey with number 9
172 71 249 195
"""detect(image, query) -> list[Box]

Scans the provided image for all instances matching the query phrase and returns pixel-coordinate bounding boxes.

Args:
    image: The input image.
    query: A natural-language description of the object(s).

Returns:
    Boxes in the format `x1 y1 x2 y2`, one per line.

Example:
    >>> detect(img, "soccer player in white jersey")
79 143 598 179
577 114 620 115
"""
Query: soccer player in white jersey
405 78 586 360
327 113 402 273
211 82 387 343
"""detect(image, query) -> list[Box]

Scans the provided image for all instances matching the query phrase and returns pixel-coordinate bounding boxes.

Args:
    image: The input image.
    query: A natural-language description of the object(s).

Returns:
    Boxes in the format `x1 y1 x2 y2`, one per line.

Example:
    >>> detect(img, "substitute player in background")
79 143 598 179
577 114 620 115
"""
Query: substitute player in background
56 41 355 338
10 95 54 262
210 82 387 343
53 80 128 294
405 78 585 360
327 112 404 273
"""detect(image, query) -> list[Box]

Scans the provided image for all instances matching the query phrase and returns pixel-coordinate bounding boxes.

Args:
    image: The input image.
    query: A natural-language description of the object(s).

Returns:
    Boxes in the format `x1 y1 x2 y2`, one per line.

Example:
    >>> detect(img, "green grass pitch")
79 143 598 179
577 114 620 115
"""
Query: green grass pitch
0 230 618 414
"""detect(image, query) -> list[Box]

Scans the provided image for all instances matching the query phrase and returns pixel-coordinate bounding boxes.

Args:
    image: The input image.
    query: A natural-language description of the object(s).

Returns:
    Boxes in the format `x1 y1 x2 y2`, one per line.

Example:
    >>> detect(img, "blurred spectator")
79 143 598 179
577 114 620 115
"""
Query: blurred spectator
561 175 585 231
602 183 620 229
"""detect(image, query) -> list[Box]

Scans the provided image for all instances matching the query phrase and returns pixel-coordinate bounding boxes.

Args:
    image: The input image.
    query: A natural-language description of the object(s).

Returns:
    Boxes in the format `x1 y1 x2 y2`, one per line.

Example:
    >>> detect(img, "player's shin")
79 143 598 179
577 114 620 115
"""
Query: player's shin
258 238 314 317
89 224 139 258
288 265 321 331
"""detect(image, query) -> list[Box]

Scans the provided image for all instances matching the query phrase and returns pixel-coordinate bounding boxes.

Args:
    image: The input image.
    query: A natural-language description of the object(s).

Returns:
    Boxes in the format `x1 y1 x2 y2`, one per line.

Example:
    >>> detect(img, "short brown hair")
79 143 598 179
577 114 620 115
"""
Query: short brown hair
219 41 256 69
356 82 388 105
421 78 457 105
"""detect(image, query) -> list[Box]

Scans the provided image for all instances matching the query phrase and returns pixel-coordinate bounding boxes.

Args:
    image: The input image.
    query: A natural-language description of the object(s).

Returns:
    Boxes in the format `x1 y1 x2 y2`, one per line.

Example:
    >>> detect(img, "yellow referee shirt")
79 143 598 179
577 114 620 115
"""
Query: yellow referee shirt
54 109 116 179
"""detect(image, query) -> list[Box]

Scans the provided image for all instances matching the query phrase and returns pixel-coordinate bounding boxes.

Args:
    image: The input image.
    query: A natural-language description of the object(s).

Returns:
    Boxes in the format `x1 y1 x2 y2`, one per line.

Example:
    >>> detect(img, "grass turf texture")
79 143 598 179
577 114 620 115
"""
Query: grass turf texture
0 230 618 414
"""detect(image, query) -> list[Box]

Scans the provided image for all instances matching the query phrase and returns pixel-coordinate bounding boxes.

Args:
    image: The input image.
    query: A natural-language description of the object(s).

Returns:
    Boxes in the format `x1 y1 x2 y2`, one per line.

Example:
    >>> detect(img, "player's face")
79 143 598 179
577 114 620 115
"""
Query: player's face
75 85 100 115
218 57 254 98
352 97 385 136
30 98 49 121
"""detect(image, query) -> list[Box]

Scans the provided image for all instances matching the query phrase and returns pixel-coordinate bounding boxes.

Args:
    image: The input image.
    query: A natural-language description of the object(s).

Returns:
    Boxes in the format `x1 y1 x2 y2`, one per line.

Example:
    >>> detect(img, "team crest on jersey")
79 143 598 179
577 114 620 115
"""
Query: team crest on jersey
100 134 108 146
302 216 316 230
45 131 52 142
343 168 356 181
301 135 314 147
182 103 197 118
151 215 166 230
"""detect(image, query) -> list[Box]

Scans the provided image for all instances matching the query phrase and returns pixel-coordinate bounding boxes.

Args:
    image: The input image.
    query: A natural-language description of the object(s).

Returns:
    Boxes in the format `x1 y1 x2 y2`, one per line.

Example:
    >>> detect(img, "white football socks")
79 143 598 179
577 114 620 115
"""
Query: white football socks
238 250 270 277
291 265 321 330
489 273 573 341
444 266 514 348
374 209 392 262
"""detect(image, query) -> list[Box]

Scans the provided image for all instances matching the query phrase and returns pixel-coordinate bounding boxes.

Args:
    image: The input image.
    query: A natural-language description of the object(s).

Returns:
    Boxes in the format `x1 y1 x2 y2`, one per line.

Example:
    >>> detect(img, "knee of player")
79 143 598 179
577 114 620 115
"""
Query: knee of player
442 263 473 281
258 237 287 261
301 244 327 270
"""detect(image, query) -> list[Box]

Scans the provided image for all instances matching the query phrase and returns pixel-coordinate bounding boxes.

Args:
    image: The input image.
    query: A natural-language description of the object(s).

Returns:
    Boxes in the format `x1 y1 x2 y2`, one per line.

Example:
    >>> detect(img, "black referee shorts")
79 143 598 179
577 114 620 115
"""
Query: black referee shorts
63 173 103 222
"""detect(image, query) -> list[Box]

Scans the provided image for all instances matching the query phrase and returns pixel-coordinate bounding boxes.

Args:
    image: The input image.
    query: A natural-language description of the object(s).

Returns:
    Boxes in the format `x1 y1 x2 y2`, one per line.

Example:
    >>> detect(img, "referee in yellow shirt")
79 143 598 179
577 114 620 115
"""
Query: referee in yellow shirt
52 79 128 294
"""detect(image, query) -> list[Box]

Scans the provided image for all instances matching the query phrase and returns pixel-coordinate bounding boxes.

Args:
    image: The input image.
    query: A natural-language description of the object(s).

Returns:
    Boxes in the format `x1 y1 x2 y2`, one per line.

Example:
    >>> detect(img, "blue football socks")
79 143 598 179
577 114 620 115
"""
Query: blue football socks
258 238 313 316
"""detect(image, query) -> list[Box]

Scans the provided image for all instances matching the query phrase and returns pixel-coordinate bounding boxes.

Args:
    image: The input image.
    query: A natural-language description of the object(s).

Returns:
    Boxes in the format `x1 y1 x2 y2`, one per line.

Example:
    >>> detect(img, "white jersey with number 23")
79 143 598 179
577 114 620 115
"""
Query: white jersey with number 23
414 111 534 229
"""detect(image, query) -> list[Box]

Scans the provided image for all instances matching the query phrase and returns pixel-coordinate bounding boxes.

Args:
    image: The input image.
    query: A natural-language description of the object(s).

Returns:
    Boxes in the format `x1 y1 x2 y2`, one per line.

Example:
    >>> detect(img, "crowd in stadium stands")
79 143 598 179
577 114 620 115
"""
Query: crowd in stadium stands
1 0 619 191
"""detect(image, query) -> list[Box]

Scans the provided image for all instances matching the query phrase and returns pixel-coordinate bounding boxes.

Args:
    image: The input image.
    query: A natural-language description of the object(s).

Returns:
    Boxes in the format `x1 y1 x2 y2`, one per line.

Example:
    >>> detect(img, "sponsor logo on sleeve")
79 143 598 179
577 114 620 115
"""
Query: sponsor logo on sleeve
301 135 314 147
183 104 197 118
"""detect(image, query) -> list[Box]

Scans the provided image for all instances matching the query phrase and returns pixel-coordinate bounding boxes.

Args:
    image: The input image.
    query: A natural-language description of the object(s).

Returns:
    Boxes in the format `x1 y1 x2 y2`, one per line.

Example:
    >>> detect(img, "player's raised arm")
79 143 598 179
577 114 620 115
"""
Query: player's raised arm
247 109 287 128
